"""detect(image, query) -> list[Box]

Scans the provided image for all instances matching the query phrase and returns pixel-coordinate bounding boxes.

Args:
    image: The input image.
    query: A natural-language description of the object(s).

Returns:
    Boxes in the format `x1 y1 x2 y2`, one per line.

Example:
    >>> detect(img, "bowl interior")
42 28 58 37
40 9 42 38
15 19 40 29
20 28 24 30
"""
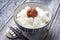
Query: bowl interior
14 2 52 29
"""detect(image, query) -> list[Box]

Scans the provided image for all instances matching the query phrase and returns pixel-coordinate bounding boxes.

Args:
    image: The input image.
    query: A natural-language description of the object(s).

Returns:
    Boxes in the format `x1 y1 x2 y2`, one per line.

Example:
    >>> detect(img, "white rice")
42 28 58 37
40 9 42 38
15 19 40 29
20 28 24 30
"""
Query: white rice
16 6 51 29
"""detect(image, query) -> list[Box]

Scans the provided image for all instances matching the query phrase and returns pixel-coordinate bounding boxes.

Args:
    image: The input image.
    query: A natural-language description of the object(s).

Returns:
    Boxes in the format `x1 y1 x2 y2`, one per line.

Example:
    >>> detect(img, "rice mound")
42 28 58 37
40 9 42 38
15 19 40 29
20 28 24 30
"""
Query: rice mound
16 6 51 29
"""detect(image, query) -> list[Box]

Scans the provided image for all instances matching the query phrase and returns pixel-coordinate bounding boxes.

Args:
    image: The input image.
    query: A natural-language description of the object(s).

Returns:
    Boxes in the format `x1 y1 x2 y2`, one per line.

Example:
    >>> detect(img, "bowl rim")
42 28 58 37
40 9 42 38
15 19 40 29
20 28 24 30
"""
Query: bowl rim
13 2 52 30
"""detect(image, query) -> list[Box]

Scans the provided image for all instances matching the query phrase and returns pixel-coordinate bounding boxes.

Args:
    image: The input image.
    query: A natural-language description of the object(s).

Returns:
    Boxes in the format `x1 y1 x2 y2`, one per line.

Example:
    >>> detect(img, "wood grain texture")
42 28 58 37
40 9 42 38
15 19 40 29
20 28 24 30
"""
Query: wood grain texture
0 0 60 40
0 0 25 31
46 7 60 40
0 0 59 31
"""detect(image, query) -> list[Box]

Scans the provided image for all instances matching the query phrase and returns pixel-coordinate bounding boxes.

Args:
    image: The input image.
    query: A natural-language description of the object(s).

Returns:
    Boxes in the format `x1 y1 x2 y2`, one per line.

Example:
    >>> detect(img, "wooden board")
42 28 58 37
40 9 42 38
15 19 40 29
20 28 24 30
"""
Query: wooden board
0 0 60 40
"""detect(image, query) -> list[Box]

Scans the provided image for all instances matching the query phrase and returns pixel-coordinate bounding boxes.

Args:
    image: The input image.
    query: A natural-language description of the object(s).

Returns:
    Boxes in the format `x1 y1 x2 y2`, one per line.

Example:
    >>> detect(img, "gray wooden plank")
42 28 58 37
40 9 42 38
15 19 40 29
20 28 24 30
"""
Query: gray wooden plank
0 0 25 31
0 0 56 31
0 0 9 9
0 0 60 40
46 7 60 40
0 0 59 31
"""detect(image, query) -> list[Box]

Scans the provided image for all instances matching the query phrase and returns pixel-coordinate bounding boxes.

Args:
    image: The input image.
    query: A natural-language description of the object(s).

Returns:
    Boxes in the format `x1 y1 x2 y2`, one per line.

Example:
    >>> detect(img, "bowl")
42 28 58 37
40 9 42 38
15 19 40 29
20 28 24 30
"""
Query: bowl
13 2 52 33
